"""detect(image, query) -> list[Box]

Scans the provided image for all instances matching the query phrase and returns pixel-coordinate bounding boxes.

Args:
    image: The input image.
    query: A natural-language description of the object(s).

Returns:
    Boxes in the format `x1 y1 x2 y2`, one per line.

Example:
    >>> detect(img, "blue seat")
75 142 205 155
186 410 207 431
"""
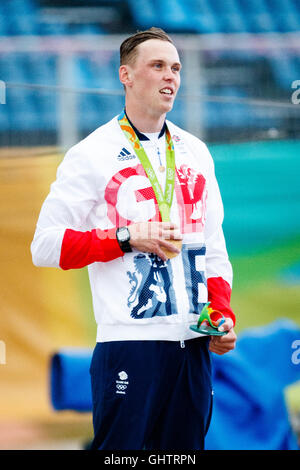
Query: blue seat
158 0 198 32
167 94 186 129
0 105 10 131
8 0 36 16
8 14 38 35
29 78 57 131
209 0 241 14
38 22 68 36
74 57 97 88
236 0 268 14
3 80 48 132
294 56 300 79
269 54 299 89
203 86 282 130
3 0 38 35
26 54 57 86
178 0 221 33
78 93 102 130
12 54 33 82
33 98 53 131
0 12 8 36
274 13 300 32
219 13 248 33
78 91 124 132
8 89 40 130
243 13 276 33
69 24 105 35
263 0 296 14
0 54 28 82
293 0 300 14
126 0 158 29
192 13 221 33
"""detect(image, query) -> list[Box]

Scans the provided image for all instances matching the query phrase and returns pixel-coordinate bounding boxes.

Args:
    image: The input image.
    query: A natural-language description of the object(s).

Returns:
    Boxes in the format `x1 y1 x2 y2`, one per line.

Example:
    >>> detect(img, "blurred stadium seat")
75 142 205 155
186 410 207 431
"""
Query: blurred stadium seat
0 0 299 141
127 0 300 34
1 0 300 35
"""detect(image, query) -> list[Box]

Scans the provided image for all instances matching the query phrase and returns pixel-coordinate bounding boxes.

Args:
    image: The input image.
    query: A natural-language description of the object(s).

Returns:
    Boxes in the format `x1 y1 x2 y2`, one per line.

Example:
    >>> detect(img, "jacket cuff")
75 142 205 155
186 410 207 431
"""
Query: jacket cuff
59 227 124 270
207 276 236 327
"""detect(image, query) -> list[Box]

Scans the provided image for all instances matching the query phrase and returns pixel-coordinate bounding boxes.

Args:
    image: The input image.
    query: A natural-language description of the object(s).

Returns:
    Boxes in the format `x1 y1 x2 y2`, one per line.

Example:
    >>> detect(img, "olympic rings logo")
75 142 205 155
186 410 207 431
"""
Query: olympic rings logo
116 384 127 391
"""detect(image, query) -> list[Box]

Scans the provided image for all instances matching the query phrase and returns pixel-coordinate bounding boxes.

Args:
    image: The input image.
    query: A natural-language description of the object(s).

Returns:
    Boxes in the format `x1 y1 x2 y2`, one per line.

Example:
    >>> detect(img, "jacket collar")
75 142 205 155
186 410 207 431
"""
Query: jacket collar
124 109 166 141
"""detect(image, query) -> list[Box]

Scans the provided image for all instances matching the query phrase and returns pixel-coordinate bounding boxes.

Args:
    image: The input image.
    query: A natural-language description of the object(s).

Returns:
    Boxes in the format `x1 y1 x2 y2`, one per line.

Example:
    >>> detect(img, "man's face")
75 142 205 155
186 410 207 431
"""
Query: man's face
124 39 181 117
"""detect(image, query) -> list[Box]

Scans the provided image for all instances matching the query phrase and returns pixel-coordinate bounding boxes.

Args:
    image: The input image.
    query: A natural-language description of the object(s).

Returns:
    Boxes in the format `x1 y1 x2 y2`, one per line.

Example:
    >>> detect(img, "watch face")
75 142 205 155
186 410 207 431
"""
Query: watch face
118 227 129 242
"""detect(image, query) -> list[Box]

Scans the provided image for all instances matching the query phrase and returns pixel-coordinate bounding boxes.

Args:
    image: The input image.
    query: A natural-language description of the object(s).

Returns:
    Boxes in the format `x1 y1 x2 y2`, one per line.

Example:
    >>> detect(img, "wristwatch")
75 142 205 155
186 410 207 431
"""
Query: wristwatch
116 227 132 253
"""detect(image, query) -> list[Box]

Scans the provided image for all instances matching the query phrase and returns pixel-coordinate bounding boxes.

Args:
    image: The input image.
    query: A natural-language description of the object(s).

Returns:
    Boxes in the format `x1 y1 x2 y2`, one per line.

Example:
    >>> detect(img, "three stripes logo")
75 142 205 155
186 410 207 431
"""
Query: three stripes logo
117 147 136 161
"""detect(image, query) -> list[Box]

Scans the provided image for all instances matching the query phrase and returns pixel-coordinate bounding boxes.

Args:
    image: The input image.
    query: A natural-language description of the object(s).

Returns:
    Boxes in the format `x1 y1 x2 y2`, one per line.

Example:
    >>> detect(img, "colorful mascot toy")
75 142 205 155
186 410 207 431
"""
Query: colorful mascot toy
190 302 228 336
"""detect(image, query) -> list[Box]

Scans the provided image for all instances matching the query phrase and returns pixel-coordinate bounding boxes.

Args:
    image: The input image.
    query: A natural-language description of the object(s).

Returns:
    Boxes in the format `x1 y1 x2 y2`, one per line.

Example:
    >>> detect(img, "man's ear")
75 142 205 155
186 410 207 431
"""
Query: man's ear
119 65 133 87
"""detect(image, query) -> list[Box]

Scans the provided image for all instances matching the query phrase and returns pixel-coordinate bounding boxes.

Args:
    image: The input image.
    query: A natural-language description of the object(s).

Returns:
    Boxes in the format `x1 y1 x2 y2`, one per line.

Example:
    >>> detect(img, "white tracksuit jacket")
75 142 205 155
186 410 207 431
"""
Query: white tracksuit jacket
31 115 234 343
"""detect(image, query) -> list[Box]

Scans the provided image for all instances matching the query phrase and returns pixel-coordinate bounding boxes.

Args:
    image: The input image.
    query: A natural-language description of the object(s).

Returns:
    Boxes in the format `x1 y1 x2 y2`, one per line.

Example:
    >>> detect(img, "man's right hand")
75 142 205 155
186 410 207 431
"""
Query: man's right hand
128 222 183 262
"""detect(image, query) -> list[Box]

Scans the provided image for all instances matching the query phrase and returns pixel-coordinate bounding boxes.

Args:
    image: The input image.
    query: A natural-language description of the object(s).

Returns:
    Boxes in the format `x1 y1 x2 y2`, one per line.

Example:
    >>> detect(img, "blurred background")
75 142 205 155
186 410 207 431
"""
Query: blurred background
0 0 299 450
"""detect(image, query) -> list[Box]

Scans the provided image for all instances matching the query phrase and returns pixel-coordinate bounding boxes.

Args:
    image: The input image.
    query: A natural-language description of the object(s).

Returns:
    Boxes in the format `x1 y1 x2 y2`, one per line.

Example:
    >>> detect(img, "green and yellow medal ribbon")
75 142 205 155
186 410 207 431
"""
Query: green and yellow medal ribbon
118 110 175 223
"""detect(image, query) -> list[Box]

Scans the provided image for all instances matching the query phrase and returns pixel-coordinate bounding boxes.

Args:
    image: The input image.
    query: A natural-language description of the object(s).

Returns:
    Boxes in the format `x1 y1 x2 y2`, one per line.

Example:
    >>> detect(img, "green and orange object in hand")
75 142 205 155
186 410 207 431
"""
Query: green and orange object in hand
190 302 228 336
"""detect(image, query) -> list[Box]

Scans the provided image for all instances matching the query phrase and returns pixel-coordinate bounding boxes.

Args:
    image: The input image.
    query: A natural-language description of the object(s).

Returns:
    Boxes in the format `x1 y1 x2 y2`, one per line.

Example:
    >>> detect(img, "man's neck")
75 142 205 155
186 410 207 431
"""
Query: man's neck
124 110 166 141
124 105 166 134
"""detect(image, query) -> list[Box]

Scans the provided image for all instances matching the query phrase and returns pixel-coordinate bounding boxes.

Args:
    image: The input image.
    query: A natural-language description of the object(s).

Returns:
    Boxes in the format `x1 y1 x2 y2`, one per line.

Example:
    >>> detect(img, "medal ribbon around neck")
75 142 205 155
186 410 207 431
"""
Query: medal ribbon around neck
118 110 175 222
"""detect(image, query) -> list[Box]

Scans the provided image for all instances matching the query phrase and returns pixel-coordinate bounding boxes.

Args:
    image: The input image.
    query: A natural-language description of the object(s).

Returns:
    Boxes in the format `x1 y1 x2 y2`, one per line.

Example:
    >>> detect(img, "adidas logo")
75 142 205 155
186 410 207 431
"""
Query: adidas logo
117 147 136 161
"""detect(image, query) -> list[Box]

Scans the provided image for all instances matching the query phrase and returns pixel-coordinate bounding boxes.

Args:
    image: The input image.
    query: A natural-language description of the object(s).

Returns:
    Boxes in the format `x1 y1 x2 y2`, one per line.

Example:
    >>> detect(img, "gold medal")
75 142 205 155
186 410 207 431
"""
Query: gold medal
159 165 165 172
161 239 182 259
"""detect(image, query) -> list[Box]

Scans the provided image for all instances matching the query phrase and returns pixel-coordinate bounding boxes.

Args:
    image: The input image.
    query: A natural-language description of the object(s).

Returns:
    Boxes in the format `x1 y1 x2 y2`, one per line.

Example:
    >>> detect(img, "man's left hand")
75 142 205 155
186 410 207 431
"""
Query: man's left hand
209 318 237 355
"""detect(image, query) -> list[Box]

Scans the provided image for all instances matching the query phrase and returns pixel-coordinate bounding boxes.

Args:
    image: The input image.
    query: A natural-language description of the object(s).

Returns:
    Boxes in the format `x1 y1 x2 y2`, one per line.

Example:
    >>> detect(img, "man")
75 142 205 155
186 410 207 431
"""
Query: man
31 27 236 450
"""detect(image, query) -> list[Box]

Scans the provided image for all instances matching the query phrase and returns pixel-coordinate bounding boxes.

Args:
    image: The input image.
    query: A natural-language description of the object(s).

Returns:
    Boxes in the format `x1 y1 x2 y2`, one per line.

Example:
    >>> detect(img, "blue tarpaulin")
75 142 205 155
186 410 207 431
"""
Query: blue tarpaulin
206 319 300 450
50 319 300 449
50 347 92 412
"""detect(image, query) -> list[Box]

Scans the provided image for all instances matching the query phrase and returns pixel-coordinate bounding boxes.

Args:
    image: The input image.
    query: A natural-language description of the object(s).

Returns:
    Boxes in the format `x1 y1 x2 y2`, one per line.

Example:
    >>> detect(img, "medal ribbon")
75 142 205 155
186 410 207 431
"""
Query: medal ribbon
118 111 175 222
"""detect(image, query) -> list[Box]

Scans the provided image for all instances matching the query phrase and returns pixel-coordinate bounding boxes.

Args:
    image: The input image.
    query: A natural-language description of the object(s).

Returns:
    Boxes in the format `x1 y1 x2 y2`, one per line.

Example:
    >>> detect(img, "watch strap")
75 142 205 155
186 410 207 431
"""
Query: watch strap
116 227 132 253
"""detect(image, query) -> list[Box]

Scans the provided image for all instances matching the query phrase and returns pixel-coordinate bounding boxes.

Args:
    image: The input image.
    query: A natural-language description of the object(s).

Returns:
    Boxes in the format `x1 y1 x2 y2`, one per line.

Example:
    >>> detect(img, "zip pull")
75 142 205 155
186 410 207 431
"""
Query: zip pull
180 340 185 349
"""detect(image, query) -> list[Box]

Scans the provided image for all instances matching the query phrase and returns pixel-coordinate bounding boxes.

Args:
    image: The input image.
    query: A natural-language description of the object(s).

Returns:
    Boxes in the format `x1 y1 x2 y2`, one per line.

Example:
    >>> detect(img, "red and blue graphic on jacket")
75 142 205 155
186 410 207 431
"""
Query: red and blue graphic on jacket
104 161 207 319
104 162 207 232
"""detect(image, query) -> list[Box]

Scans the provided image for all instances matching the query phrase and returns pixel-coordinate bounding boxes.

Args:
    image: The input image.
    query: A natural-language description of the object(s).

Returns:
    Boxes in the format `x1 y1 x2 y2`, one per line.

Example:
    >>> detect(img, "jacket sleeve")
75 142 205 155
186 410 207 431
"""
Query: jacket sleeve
204 150 236 326
31 145 124 270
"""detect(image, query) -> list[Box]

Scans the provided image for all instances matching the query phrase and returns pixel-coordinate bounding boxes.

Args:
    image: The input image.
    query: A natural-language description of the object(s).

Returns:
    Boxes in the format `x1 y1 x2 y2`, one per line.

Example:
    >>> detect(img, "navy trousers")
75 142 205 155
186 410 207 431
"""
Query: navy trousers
89 337 213 450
